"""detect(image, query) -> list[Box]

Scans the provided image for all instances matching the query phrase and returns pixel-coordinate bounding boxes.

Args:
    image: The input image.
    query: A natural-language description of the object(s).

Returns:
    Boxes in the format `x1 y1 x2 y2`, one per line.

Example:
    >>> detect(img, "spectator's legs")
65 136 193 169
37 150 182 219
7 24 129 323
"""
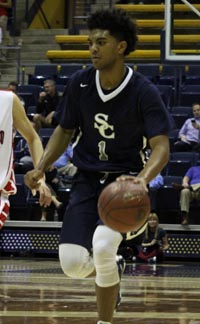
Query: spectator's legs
174 141 192 152
180 188 192 224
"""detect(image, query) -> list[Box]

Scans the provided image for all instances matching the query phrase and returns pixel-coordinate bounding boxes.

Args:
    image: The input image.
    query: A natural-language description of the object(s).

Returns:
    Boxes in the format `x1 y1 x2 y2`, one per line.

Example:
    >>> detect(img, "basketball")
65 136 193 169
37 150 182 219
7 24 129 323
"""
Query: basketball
98 180 150 233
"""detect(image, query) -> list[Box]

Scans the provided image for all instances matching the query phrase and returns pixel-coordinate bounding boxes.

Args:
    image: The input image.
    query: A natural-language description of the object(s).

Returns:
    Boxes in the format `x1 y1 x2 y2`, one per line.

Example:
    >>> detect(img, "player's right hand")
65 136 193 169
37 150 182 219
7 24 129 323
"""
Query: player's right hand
24 169 44 191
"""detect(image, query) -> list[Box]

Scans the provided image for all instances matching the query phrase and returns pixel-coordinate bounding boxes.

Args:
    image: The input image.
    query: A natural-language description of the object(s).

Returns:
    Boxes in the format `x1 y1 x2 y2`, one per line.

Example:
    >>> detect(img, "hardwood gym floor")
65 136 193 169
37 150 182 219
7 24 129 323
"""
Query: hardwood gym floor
0 258 200 323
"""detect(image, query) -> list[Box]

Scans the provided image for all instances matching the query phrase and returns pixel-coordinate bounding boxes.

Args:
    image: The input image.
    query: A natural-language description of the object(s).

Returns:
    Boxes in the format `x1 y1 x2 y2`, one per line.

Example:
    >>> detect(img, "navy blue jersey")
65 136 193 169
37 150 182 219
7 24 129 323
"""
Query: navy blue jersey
58 66 171 172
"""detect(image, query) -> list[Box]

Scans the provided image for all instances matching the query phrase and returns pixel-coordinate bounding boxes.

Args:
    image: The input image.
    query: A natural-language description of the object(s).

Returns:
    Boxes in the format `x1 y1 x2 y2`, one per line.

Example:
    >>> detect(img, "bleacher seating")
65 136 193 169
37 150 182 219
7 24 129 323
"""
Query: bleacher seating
26 106 36 121
39 128 54 147
9 174 30 220
135 63 160 83
168 128 179 153
165 152 200 176
183 65 200 85
156 84 174 108
28 64 58 85
178 84 200 106
18 85 43 110
170 106 193 129
56 63 84 85
55 34 200 50
170 106 193 116
156 175 182 221
159 65 178 86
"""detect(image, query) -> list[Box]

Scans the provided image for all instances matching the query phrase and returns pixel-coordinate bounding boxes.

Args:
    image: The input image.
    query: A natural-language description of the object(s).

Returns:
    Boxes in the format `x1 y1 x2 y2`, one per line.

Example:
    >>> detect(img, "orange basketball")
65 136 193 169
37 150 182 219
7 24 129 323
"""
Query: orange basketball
98 180 150 233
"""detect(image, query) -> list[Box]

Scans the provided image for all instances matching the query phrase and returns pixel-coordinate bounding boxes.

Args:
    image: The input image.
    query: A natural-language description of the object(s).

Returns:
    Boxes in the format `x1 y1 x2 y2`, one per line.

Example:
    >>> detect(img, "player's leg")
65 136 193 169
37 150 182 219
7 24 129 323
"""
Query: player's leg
93 225 123 323
59 171 99 278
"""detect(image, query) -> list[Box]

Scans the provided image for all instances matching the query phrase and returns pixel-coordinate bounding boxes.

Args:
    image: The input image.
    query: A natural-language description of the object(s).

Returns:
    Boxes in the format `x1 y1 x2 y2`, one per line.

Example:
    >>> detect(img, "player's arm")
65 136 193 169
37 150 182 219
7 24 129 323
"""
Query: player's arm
13 94 44 167
37 125 74 172
24 124 74 190
117 134 169 190
139 134 169 184
13 94 51 206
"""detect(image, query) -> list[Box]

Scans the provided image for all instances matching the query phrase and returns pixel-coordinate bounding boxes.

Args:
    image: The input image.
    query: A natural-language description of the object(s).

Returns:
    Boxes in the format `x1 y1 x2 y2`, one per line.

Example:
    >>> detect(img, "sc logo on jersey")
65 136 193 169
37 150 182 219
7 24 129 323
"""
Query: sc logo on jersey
94 113 115 139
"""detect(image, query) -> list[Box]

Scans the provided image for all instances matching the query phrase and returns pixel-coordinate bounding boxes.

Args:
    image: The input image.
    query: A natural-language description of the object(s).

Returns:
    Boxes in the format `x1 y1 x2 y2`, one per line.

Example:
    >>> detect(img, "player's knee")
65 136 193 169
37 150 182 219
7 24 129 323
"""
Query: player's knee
92 226 123 287
59 243 94 279
93 225 122 260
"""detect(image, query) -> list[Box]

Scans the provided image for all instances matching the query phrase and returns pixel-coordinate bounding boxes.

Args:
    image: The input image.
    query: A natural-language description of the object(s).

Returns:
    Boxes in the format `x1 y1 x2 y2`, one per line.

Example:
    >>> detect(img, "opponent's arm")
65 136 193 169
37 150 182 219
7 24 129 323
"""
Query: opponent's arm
13 94 51 206
24 123 74 190
13 94 44 167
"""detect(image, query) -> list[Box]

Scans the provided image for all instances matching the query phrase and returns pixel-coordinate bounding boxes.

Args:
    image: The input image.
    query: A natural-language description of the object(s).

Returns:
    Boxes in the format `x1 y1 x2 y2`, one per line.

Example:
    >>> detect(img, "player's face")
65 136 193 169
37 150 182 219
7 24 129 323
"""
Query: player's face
88 29 125 70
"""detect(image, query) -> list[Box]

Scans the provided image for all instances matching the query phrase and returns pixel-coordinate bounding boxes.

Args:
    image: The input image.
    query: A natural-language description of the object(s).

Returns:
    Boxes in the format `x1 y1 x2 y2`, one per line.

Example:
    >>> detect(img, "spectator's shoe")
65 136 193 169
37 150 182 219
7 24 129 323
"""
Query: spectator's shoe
115 255 126 310
181 217 189 225
181 212 189 225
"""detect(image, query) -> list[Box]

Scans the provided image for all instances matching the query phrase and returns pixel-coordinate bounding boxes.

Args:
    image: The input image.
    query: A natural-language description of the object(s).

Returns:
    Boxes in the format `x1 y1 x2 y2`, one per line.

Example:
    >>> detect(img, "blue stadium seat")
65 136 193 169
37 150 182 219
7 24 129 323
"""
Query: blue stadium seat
179 93 200 107
167 160 192 176
135 63 160 83
28 64 58 85
56 84 66 94
170 114 188 129
179 85 200 106
156 185 180 215
166 152 199 176
156 84 174 108
18 85 43 110
168 128 179 152
183 65 200 85
9 174 29 219
170 106 192 129
156 175 181 217
26 106 36 121
170 106 193 117
56 63 83 85
39 128 54 147
158 64 177 86
171 152 199 165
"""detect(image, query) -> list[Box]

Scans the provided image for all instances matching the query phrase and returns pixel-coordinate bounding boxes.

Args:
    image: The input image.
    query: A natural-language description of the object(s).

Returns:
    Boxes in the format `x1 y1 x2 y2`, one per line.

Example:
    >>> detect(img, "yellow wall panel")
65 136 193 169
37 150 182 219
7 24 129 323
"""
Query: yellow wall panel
30 0 65 29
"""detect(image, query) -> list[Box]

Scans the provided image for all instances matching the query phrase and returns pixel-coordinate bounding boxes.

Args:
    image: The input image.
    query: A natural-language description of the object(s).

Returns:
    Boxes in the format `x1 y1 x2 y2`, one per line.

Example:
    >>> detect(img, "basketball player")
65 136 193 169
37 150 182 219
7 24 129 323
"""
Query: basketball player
0 90 51 230
24 8 171 324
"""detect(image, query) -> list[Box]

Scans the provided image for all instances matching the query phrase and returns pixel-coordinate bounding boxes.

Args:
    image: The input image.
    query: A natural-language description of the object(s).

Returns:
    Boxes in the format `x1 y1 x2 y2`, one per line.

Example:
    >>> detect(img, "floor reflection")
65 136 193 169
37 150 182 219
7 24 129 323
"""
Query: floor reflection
0 258 200 323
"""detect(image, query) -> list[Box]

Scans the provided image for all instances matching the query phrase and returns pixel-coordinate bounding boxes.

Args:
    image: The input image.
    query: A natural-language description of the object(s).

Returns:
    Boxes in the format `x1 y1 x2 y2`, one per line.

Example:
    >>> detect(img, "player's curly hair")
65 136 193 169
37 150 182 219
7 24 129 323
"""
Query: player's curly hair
87 8 138 56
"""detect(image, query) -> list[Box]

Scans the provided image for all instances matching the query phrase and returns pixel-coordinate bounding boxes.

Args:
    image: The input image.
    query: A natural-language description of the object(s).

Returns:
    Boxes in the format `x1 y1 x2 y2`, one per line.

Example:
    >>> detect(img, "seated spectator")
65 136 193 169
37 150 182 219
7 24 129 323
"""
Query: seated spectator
179 165 200 225
54 144 77 177
149 173 164 212
137 213 169 263
118 213 169 263
33 79 61 132
7 81 25 107
174 103 200 152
